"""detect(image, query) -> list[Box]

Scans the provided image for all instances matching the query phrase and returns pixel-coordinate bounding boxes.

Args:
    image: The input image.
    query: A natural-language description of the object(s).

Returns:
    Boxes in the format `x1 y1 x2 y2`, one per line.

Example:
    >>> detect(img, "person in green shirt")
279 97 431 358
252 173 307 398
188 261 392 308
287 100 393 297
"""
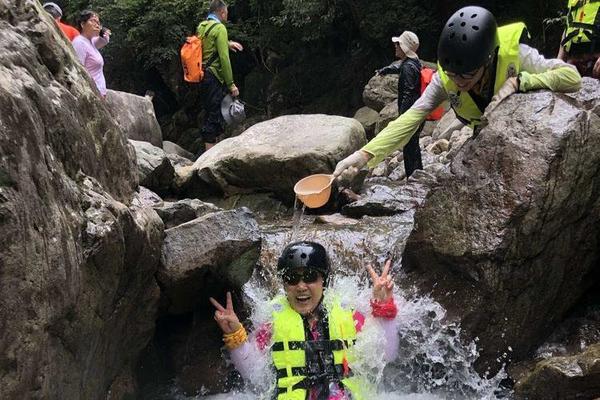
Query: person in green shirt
333 6 581 181
197 0 243 151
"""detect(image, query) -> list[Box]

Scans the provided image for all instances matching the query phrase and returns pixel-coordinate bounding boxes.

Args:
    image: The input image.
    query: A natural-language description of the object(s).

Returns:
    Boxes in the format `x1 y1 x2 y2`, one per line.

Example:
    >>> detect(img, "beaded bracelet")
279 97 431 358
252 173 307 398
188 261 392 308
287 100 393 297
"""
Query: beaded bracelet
223 325 248 350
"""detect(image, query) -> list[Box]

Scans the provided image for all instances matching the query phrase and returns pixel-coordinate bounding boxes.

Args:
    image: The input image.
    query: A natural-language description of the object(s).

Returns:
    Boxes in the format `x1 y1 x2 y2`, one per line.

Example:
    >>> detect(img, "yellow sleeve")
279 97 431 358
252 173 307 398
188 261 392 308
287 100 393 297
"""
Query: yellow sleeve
519 66 581 93
362 108 429 167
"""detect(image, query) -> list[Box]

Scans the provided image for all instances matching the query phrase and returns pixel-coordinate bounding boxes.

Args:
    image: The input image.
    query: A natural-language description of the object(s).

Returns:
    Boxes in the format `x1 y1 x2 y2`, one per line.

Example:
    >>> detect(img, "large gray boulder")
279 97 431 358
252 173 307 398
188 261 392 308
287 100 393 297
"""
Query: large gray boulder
0 3 163 399
403 79 600 369
105 90 163 147
158 208 261 314
187 114 366 200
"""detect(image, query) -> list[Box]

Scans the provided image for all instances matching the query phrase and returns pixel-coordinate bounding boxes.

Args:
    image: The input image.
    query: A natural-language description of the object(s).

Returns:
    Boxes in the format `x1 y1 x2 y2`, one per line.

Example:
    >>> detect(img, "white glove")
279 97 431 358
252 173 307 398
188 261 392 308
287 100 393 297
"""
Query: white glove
485 77 519 115
333 150 370 181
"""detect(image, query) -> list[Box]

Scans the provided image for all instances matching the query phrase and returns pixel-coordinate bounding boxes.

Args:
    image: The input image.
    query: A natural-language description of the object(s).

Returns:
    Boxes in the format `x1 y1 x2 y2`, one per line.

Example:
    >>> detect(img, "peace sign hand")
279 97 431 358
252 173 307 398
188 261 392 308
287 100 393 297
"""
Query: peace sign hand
209 292 242 334
367 259 394 302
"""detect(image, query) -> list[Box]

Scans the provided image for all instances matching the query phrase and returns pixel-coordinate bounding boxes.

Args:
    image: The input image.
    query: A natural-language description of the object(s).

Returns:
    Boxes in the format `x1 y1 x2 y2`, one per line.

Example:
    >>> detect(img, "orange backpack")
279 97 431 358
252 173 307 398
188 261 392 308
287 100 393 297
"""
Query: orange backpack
180 22 220 83
420 67 444 121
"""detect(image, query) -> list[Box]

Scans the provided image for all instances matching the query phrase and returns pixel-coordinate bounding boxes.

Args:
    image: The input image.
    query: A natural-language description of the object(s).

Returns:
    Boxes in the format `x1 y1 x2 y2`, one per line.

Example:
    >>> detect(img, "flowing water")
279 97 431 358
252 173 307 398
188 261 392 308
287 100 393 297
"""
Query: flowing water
290 197 307 240
142 193 510 399
150 270 508 400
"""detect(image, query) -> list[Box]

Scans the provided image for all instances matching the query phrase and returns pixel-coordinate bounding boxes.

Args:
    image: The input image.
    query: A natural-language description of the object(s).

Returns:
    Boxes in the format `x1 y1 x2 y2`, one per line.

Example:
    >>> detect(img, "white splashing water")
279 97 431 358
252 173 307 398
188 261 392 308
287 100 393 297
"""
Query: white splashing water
191 272 509 400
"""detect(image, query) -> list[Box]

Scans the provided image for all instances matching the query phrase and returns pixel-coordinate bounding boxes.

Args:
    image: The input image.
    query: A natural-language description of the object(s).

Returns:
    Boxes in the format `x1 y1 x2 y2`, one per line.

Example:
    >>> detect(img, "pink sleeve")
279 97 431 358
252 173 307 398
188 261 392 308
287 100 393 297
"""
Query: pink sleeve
255 322 273 351
353 311 365 333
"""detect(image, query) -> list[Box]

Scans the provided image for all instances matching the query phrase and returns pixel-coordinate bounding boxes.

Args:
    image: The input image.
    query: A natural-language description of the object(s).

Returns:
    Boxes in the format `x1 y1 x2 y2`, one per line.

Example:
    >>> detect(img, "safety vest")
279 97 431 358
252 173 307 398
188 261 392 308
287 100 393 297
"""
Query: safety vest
270 296 365 400
562 0 600 53
438 23 526 128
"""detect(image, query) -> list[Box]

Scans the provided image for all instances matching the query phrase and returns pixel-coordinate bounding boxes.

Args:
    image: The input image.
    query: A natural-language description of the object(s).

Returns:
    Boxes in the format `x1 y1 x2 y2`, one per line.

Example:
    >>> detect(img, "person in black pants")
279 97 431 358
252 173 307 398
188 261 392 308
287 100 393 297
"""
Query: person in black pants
376 31 423 178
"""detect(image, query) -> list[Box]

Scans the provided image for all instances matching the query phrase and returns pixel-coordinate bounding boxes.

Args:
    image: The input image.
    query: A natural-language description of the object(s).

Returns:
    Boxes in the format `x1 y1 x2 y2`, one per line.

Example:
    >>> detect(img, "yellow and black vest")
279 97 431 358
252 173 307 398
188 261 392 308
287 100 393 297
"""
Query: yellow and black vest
438 23 527 128
270 296 365 400
562 0 600 54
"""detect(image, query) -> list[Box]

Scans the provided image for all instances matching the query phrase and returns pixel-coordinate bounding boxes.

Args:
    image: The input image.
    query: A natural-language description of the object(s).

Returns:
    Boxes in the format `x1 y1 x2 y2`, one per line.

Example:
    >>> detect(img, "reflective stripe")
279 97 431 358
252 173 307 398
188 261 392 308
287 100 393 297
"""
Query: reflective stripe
438 22 526 128
563 0 600 52
272 339 356 352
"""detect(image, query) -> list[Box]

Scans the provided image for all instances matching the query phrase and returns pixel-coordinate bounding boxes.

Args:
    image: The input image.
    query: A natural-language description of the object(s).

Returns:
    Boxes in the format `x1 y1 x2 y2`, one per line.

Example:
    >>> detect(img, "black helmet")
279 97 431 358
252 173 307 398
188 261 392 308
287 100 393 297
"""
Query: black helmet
438 6 499 74
277 241 329 282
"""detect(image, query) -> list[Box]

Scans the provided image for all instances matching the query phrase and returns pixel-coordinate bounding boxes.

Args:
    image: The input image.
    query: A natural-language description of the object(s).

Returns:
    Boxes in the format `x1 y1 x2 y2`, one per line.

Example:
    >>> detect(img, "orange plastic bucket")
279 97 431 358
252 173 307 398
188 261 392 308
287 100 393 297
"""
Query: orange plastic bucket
294 174 334 208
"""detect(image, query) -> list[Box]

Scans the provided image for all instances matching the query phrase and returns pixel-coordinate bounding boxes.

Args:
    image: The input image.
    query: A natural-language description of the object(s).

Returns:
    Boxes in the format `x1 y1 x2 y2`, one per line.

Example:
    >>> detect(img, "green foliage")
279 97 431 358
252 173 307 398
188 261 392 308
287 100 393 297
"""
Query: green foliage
60 0 568 120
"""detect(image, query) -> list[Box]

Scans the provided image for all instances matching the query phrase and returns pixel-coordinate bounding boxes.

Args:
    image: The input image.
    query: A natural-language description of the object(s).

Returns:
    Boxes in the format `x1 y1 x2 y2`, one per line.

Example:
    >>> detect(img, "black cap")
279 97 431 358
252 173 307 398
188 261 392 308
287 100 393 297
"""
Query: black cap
438 6 499 74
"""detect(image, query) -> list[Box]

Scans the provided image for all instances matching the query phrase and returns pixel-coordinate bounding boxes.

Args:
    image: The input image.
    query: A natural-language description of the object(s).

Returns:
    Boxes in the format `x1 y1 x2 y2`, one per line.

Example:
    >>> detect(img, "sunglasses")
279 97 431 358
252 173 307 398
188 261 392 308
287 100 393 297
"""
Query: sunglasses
282 269 321 285
446 69 479 80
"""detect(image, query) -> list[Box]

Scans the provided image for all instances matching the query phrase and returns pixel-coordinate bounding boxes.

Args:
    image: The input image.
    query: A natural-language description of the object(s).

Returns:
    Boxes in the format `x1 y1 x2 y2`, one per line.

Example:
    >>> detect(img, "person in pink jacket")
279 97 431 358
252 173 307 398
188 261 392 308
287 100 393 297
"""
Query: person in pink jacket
72 10 111 97
210 241 399 399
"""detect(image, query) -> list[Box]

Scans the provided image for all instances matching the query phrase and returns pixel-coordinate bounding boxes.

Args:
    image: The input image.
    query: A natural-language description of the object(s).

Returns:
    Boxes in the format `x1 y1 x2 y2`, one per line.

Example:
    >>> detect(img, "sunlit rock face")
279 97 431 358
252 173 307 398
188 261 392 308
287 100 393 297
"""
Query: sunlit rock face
0 2 163 399
105 90 163 148
403 78 600 370
184 114 366 201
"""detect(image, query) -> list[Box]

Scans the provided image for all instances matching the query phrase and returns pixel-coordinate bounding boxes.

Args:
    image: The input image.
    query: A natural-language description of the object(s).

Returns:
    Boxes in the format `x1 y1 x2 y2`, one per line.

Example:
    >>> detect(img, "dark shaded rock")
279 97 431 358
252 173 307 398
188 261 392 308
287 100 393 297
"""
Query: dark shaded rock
362 71 399 112
0 3 163 399
158 208 261 314
187 114 366 201
153 199 221 229
130 140 174 195
105 90 163 148
374 101 399 135
403 80 600 370
204 192 291 223
514 344 600 400
353 106 380 140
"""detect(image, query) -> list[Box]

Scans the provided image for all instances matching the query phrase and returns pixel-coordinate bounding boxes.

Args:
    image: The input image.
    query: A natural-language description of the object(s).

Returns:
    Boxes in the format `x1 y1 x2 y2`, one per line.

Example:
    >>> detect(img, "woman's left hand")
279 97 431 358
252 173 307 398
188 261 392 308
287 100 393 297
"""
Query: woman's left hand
367 259 394 301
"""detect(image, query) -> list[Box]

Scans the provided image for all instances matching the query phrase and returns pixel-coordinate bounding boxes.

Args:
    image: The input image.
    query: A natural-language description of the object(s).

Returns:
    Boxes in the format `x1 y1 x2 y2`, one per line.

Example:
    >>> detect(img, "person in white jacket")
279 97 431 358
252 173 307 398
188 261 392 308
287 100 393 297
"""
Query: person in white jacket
334 6 582 180
209 241 399 400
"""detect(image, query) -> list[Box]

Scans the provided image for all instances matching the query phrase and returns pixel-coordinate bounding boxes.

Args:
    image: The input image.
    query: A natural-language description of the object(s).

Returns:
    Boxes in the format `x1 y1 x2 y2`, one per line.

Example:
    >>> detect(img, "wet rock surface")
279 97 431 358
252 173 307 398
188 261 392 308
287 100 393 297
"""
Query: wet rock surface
0 3 163 399
342 175 432 217
403 79 600 369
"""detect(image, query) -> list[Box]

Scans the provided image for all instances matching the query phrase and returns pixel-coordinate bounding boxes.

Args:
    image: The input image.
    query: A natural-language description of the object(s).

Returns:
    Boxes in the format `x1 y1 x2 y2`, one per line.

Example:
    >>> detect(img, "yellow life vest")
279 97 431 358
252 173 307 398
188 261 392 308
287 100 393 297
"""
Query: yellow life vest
438 22 527 128
562 0 600 53
270 296 365 400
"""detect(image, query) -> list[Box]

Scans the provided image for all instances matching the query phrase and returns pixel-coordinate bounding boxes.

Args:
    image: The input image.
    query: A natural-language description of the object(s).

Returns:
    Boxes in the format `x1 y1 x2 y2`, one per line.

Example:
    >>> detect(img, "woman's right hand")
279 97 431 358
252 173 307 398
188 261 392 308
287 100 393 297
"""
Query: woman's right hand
209 292 242 334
